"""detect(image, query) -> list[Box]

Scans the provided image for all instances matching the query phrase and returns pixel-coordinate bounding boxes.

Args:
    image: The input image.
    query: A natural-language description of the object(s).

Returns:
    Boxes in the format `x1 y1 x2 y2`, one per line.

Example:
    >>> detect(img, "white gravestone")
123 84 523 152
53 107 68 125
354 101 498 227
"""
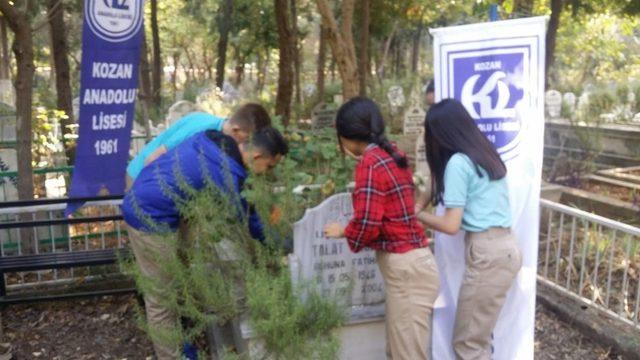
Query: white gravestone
545 90 562 118
311 103 338 129
0 80 14 106
563 92 577 115
387 86 406 108
289 193 385 319
403 106 426 136
166 100 197 128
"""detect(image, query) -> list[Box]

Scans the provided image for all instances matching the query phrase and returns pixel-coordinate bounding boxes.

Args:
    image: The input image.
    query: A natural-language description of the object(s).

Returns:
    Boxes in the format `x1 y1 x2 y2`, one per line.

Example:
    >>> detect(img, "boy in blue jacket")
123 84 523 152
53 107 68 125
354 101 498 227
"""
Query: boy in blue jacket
121 127 288 359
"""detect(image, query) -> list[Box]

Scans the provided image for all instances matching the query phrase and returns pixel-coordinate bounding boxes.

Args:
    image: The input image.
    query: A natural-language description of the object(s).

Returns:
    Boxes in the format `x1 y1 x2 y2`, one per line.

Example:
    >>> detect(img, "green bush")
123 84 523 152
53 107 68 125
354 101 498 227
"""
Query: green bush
124 149 345 359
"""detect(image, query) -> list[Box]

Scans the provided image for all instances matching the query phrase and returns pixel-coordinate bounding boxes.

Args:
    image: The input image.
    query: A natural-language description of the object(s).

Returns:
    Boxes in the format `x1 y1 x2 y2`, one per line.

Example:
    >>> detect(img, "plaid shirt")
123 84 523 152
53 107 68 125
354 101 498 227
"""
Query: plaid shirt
344 145 429 253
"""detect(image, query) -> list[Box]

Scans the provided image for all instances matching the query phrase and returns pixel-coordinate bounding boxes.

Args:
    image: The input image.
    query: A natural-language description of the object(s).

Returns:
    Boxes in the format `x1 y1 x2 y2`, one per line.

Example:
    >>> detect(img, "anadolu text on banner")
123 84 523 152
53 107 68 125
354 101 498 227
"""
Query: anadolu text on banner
429 16 547 360
66 0 144 216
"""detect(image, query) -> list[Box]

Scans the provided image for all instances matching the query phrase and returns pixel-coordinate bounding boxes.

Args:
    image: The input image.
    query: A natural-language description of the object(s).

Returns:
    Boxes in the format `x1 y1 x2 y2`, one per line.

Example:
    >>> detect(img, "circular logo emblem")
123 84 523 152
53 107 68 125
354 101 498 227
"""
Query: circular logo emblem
85 0 143 42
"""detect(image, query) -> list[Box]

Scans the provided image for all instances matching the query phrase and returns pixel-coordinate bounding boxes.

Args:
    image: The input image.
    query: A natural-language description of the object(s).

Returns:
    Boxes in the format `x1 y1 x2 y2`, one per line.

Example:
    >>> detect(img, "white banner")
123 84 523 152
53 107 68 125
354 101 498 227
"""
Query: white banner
430 17 547 360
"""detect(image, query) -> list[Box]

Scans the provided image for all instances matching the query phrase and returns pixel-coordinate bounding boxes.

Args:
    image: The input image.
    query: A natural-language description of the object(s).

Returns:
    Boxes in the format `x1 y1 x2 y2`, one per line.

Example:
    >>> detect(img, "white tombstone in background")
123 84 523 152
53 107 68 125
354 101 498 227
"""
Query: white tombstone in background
166 100 197 128
403 106 426 136
0 80 14 106
311 103 338 129
303 84 317 98
72 97 80 122
387 86 406 108
289 193 386 318
0 149 18 201
0 102 16 143
562 92 577 115
333 94 344 105
545 90 562 118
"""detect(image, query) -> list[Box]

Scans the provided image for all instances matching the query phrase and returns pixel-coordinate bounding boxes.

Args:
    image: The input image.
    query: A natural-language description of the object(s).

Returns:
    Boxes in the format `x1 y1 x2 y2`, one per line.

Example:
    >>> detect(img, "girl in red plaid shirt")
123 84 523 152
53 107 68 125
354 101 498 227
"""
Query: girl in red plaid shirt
324 97 440 360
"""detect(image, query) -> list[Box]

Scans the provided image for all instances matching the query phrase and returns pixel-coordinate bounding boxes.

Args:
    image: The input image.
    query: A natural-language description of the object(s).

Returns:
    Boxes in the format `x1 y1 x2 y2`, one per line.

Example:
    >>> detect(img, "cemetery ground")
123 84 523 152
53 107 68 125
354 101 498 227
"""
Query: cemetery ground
0 294 623 359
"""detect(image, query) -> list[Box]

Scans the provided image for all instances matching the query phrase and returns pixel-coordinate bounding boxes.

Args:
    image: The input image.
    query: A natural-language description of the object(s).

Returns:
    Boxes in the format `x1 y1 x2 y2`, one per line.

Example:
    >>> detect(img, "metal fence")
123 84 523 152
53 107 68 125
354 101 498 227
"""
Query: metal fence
539 198 640 328
0 197 127 290
0 135 148 200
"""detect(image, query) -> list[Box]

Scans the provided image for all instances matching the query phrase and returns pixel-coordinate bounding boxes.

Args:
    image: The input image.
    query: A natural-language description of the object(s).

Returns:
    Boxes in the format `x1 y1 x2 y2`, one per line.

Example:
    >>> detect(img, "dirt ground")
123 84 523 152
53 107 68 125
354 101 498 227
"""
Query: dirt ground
0 295 625 359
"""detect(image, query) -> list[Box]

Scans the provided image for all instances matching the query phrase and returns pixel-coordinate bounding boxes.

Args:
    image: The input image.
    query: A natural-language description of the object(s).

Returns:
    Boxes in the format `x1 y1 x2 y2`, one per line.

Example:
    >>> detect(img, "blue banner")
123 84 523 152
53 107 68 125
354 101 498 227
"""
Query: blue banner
66 0 144 215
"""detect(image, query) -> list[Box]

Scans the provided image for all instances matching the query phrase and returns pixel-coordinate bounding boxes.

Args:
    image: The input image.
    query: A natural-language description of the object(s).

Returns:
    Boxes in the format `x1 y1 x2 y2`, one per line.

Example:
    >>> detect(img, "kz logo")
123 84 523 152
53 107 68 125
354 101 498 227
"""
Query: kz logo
103 0 130 10
461 71 515 120
86 0 142 42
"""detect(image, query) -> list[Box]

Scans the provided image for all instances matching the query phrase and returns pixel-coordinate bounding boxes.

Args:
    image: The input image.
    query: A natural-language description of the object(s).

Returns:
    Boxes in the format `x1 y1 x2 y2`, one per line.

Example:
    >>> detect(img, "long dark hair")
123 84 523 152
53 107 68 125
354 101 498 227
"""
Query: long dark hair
335 97 408 168
425 99 507 205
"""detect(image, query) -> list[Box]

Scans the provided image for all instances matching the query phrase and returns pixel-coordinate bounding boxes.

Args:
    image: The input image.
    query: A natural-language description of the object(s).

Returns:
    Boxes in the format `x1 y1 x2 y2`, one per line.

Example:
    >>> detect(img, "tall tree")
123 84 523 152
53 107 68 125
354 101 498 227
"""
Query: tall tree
290 0 301 106
0 0 34 202
546 0 563 85
150 0 162 109
0 15 8 80
274 0 294 125
358 0 370 96
139 32 153 140
316 0 359 99
48 0 74 162
317 24 327 102
216 0 234 89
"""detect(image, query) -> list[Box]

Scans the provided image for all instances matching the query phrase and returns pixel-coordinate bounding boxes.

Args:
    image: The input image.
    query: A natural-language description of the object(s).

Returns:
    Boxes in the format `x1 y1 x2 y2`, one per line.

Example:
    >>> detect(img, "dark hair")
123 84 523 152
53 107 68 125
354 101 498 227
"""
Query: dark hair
229 103 272 130
425 99 507 205
251 126 289 157
425 79 435 94
335 97 408 168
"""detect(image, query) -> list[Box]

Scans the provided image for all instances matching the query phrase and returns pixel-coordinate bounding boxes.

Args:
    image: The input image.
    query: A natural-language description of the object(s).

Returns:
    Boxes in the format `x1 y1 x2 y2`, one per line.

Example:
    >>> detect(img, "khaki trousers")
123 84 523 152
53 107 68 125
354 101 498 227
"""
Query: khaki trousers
128 227 180 360
376 247 440 360
453 228 522 360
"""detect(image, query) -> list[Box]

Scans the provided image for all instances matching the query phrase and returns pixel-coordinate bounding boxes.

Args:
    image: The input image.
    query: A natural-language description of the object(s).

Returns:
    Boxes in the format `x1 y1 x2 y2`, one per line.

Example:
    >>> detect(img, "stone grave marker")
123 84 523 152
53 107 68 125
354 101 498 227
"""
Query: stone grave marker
311 103 337 129
289 193 385 319
414 132 429 178
545 90 562 118
0 80 14 106
403 106 426 136
387 86 406 108
563 92 577 114
166 100 196 127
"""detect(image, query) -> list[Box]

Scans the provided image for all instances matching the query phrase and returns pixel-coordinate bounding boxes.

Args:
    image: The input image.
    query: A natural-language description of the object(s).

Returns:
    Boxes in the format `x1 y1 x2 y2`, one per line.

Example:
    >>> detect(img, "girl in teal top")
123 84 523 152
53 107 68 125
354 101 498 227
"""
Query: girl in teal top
416 99 522 360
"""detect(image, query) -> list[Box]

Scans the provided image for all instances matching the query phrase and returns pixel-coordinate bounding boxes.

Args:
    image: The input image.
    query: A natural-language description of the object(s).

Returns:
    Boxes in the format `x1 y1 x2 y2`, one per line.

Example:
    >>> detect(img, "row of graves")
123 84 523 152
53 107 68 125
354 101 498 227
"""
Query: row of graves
545 88 640 123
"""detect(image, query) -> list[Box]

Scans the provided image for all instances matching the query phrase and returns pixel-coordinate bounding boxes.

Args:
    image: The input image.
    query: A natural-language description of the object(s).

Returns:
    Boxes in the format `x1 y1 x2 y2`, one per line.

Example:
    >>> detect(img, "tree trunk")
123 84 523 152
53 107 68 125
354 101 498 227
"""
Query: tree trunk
0 16 8 79
317 24 327 102
171 51 179 101
290 0 301 105
358 0 369 96
377 22 397 82
546 0 562 86
139 32 153 139
274 0 294 126
150 0 162 109
48 0 74 162
0 1 35 254
316 0 359 100
411 20 423 73
215 0 233 89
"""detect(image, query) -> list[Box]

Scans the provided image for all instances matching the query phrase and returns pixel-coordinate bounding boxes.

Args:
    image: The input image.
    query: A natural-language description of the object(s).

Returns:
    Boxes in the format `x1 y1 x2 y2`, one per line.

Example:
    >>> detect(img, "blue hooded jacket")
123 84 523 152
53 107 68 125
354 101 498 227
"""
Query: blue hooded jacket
121 131 264 241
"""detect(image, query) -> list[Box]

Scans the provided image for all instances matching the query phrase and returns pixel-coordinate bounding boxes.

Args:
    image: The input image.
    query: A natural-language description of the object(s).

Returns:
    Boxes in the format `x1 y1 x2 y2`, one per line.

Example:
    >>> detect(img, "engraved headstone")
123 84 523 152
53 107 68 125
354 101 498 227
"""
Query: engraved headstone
414 131 429 177
562 92 577 114
311 103 337 129
545 90 562 118
0 149 18 202
289 193 385 318
387 86 406 108
403 106 426 136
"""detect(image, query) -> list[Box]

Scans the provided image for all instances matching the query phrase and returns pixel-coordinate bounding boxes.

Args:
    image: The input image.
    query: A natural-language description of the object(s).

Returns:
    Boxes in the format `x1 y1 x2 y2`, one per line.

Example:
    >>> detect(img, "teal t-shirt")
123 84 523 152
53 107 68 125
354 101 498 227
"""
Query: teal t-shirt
127 112 225 179
443 153 511 232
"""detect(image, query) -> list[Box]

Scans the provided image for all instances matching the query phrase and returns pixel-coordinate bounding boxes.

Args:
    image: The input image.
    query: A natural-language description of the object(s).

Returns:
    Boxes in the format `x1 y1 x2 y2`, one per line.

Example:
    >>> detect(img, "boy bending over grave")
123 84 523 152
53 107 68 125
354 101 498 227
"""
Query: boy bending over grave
121 126 288 360
126 103 272 188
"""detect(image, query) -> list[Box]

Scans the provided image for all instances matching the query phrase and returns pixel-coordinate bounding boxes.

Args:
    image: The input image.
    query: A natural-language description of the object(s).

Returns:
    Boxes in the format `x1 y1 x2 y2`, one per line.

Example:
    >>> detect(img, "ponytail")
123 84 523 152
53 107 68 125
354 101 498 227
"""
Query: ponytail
336 96 408 168
372 133 408 169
